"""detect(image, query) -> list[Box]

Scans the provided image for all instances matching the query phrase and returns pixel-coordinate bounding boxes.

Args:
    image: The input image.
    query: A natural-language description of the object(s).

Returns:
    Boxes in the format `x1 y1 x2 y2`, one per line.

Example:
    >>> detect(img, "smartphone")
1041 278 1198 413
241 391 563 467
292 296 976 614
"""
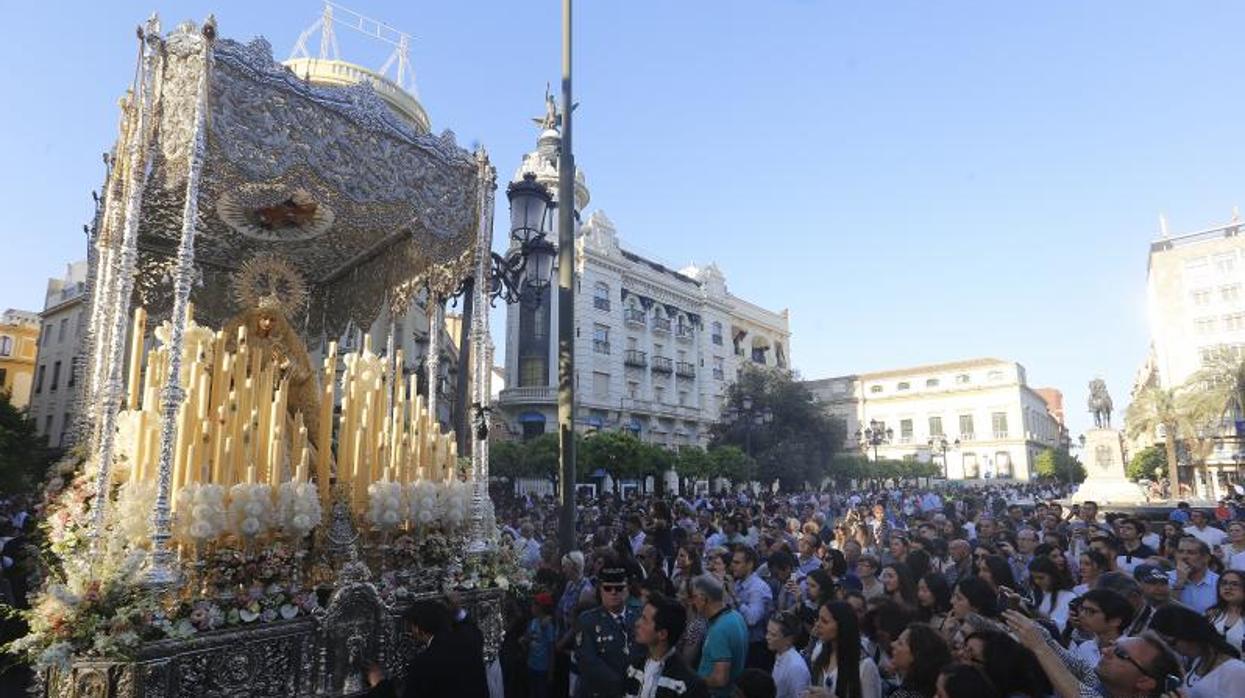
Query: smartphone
1164 674 1181 693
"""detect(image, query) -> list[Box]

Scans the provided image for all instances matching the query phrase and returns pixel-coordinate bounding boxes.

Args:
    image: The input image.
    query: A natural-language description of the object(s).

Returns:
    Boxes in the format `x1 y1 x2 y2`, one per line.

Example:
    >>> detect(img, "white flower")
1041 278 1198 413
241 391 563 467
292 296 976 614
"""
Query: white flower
368 479 405 531
277 481 322 539
228 483 274 539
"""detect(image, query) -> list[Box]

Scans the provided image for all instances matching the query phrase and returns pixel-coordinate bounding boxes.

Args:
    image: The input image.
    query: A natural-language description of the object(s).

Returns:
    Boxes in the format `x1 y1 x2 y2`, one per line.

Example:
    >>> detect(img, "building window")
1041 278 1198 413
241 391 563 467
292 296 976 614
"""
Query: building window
678 391 688 406
958 414 975 440
593 371 610 398
713 356 725 381
519 357 547 387
67 358 76 387
1192 288 1212 306
34 364 45 394
925 378 939 388
627 381 639 399
899 419 913 443
711 322 723 346
1196 316 1217 335
57 318 68 342
1216 252 1237 273
44 415 53 438
995 451 1013 478
987 370 1004 382
1223 284 1242 303
40 325 50 346
962 453 979 478
0 335 11 357
1226 313 1245 332
897 381 910 391
929 416 943 437
955 374 970 385
593 283 610 311
870 385 883 394
991 411 1008 439
1185 256 1210 272
593 324 610 354
50 361 61 392
654 386 666 404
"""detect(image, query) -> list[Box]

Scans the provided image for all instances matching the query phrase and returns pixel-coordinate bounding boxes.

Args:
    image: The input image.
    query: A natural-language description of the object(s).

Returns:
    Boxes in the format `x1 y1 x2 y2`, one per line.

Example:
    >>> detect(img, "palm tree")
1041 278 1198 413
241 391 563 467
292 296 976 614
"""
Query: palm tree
1186 347 1245 434
1125 386 1184 496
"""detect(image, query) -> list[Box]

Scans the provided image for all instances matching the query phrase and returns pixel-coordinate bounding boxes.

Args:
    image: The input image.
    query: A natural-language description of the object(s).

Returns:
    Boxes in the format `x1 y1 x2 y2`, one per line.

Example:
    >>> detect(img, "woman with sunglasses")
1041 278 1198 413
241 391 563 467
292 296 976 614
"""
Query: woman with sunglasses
1207 569 1245 655
1151 604 1245 698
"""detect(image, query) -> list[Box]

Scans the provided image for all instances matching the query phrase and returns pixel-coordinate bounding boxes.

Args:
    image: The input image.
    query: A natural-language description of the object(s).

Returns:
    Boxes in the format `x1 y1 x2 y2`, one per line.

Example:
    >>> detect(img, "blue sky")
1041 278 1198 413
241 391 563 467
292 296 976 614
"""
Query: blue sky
1 1 1243 440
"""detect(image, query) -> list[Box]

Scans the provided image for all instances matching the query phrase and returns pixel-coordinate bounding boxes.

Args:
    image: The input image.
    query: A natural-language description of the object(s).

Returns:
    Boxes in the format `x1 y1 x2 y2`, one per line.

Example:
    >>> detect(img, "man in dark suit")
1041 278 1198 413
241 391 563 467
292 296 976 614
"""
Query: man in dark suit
368 600 486 698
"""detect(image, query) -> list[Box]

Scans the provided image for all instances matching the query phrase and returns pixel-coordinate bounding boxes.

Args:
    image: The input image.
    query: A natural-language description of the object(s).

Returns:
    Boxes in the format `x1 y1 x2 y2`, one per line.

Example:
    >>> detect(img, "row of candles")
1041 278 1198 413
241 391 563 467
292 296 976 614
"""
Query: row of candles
119 307 460 518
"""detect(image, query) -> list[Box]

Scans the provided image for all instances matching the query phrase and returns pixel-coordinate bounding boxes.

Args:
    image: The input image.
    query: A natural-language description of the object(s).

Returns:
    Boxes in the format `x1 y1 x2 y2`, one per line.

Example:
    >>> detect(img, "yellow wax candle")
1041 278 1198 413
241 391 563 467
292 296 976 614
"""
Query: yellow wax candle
126 307 146 410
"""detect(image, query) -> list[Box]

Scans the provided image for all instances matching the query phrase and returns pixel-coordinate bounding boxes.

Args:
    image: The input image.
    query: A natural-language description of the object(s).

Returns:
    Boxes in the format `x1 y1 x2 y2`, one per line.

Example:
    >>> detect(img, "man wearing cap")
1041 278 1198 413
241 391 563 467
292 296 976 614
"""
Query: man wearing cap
576 564 642 698
1134 563 1177 617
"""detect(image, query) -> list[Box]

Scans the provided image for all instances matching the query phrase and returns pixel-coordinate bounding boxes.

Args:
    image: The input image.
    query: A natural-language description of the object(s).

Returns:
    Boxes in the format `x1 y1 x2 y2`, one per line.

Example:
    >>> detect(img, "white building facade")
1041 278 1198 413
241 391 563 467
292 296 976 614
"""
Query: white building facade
28 261 89 448
497 127 790 446
805 358 1061 481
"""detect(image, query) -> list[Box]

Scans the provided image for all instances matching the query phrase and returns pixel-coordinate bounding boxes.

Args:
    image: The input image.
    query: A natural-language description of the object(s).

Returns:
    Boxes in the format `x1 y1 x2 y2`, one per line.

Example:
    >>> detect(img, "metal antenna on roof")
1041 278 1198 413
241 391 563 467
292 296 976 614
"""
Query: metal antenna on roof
289 1 417 96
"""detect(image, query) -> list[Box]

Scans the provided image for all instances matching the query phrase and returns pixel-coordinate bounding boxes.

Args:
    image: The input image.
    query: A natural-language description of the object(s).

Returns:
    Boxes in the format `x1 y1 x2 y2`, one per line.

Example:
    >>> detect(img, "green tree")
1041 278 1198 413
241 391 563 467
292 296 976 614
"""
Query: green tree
827 454 869 487
708 445 755 483
675 446 712 480
581 430 644 479
1126 445 1166 483
1125 386 1186 494
1032 447 1086 484
0 391 51 493
709 366 845 488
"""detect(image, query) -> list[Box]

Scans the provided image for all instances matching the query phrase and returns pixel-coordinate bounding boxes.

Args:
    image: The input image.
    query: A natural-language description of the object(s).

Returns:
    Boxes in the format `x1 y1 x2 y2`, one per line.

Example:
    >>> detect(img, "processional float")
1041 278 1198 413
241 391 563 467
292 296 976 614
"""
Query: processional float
18 15 515 696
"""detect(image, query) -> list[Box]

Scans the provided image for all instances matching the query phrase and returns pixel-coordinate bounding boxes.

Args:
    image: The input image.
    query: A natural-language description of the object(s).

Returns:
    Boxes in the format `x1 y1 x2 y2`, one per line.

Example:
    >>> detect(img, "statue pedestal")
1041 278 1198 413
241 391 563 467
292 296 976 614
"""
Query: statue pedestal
1072 429 1146 505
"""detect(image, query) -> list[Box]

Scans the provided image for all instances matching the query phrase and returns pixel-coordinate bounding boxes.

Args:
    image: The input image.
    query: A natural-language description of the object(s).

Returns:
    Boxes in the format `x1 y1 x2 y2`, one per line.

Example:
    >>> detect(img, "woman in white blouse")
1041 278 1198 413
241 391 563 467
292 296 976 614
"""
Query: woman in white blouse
1028 556 1073 634
805 600 882 698
1207 569 1245 654
765 611 810 698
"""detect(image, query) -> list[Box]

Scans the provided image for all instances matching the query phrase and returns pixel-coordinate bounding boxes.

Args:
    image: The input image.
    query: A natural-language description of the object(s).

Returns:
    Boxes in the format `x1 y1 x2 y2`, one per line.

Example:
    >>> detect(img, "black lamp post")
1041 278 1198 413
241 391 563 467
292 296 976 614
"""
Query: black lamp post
485 172 556 305
856 419 893 461
927 435 959 479
723 394 773 458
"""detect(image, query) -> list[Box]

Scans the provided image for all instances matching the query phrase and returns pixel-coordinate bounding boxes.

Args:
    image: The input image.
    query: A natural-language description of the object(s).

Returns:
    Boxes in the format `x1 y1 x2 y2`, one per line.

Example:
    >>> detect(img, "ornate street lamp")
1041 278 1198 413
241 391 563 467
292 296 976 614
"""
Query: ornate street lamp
856 419 893 461
723 394 772 458
927 436 959 479
487 173 555 305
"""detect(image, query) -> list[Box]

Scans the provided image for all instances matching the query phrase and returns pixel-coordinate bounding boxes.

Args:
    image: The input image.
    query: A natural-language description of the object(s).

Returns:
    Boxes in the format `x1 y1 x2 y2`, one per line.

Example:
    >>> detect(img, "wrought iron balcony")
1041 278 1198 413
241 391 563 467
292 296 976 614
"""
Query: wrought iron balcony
624 349 647 368
593 297 611 311
676 361 696 378
675 326 693 342
652 317 672 333
711 334 723 346
712 367 724 380
593 339 611 354
624 308 646 327
651 356 674 373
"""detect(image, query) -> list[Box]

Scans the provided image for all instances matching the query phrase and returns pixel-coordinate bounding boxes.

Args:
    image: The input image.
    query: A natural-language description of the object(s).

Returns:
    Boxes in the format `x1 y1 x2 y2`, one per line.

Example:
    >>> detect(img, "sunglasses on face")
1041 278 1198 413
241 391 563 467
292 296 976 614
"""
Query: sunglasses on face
1112 645 1160 679
601 584 625 593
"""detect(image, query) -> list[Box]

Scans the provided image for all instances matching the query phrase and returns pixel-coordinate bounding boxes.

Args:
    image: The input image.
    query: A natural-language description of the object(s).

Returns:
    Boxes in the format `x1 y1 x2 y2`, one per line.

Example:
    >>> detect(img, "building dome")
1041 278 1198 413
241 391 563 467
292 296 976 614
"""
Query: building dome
514 127 590 212
283 58 431 135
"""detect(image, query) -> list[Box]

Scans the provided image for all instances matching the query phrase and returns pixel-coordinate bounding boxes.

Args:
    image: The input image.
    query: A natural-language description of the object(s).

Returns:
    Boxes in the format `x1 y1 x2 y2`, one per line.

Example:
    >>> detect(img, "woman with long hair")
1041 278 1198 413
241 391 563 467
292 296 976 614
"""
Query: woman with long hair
881 563 918 607
671 543 703 595
1207 569 1245 654
961 630 1052 698
951 578 999 621
890 624 953 698
1033 542 1076 591
1073 549 1108 595
798 568 837 639
1151 604 1245 697
807 601 882 698
1027 556 1073 634
975 555 1017 593
916 573 953 636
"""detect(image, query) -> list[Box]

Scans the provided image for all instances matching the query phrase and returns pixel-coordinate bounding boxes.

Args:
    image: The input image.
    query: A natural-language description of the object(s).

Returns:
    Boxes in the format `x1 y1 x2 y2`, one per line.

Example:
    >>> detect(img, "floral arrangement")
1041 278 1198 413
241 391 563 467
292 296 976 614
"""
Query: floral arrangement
276 480 322 539
227 483 274 539
367 479 404 531
175 483 228 543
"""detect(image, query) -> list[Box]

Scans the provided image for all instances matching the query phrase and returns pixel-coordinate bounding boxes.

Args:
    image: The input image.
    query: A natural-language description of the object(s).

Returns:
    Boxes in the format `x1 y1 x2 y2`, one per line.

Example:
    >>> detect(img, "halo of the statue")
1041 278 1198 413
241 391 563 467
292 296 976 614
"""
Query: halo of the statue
131 25 481 348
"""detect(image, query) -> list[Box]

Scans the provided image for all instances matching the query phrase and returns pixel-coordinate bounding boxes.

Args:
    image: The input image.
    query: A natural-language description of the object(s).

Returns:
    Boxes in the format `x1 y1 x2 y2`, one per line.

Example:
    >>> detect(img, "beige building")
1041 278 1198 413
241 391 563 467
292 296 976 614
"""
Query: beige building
0 309 40 408
805 358 1062 481
28 262 89 447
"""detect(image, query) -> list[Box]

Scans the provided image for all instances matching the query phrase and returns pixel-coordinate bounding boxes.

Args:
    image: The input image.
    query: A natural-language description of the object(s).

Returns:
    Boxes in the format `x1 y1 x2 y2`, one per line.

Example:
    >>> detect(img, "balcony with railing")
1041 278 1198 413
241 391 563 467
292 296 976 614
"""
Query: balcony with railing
675 326 694 342
593 297 611 311
652 356 674 373
498 385 557 404
676 361 696 378
652 317 672 334
711 333 723 346
625 308 647 327
993 431 1008 440
712 367 724 380
624 349 647 368
960 433 975 442
593 340 611 355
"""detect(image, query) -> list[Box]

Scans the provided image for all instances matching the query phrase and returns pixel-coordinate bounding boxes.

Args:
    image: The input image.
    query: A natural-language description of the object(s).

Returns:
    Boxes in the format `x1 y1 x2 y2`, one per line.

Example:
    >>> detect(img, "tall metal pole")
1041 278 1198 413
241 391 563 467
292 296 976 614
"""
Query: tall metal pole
556 0 578 554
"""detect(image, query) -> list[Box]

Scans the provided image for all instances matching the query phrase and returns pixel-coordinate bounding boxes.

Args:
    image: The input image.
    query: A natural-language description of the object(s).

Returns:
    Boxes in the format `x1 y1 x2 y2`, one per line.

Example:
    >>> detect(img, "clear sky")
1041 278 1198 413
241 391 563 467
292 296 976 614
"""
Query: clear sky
1 1 1243 441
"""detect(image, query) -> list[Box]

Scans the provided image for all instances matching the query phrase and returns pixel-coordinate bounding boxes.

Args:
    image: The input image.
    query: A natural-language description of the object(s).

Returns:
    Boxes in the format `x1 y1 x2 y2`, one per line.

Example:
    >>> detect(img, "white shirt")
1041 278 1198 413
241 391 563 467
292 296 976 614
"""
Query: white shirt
1229 550 1245 572
1035 590 1072 634
772 646 811 698
639 654 666 698
1185 656 1245 698
1211 612 1245 654
811 641 882 698
1186 525 1228 549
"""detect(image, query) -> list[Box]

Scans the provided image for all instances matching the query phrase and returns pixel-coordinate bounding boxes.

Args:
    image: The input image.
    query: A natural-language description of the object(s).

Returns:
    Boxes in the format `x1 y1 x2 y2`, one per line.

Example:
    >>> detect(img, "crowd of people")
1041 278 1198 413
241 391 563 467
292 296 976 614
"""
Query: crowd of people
486 483 1245 698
